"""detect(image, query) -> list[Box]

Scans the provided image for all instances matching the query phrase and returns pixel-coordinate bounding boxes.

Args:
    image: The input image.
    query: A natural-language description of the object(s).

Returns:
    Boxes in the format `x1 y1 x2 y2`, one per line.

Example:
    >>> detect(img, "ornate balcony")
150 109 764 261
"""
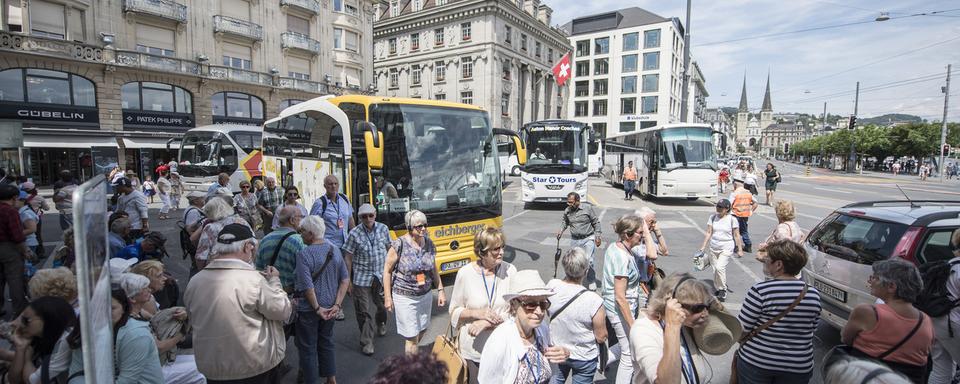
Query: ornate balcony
115 50 200 75
280 0 320 15
0 31 105 63
281 32 320 55
213 15 263 41
207 65 273 86
123 0 188 24
277 77 326 94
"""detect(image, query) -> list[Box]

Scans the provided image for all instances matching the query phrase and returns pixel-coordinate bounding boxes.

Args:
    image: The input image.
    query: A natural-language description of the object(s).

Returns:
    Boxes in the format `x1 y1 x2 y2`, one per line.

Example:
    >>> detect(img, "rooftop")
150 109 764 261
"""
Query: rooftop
562 7 675 36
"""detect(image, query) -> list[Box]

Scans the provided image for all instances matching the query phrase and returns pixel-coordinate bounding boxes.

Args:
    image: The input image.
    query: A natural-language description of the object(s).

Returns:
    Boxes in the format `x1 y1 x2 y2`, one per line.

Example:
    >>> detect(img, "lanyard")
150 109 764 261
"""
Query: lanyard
363 225 379 250
480 264 500 306
522 347 542 383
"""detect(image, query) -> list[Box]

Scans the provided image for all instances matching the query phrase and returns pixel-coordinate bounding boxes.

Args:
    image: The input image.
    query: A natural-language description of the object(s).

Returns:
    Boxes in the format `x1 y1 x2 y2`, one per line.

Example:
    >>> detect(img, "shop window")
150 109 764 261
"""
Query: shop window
0 68 95 107
211 92 264 119
121 82 192 113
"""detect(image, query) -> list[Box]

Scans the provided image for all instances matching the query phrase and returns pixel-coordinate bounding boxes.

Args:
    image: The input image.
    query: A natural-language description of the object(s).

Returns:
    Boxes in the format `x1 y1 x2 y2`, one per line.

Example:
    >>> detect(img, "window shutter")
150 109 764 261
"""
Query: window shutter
136 24 175 51
288 57 310 75
286 15 309 35
222 42 252 60
68 9 84 41
221 0 249 20
345 68 360 86
30 1 65 36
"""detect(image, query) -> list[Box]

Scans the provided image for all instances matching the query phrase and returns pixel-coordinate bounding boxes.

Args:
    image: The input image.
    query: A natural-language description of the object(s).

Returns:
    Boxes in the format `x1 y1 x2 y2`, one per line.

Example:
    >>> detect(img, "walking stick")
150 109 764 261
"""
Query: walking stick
554 230 564 278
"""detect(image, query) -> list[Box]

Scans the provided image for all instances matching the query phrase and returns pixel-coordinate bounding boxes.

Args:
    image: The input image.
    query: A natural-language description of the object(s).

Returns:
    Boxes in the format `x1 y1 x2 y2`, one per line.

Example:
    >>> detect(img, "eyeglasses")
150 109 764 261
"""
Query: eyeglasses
680 302 712 314
412 224 427 230
287 193 299 197
240 185 250 189
520 299 551 312
360 214 375 219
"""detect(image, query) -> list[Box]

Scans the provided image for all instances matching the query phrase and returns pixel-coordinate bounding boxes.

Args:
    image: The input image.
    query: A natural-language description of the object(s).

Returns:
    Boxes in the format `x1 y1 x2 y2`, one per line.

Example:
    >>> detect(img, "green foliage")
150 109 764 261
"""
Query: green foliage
790 122 960 159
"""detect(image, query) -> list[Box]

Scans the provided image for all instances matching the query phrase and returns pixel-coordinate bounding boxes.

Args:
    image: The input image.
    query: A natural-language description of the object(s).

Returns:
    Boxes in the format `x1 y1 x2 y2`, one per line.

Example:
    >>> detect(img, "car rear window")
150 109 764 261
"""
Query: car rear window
807 213 908 265
918 227 960 263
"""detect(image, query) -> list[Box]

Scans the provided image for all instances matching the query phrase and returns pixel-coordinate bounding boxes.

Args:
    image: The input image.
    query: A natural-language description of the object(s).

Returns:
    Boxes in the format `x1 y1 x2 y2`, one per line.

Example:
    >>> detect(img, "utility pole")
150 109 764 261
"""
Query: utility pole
821 102 827 165
679 0 692 122
940 64 952 183
848 82 859 173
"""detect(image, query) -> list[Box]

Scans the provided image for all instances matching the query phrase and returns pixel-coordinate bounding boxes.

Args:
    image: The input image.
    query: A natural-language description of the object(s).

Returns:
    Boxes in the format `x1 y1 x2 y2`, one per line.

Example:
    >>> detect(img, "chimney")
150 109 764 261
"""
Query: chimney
537 5 552 25
523 0 539 16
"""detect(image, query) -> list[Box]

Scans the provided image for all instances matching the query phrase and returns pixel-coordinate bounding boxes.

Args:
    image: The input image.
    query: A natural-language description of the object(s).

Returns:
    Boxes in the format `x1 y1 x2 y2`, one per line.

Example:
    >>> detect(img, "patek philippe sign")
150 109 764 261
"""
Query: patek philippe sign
0 104 99 127
122 111 195 131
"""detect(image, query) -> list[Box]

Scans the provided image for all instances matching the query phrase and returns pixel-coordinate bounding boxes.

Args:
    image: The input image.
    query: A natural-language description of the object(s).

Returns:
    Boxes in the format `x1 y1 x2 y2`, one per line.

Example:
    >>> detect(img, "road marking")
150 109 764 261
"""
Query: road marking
587 193 603 207
503 209 529 223
678 211 762 283
813 187 852 194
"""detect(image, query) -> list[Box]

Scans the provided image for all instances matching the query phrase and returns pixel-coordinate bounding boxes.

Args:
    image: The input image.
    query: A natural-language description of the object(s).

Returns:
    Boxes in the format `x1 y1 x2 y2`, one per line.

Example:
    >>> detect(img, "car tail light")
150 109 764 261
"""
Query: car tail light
893 226 923 264
848 210 866 217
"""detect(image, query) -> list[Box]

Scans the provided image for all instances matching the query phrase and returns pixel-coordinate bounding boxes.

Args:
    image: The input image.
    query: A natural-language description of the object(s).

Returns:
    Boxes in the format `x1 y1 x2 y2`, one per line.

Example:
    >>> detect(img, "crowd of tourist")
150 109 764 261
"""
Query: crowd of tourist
0 165 958 384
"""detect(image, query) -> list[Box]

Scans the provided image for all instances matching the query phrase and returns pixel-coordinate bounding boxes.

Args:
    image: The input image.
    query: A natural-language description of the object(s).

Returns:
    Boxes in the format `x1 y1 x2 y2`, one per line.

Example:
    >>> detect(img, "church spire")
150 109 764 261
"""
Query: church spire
761 71 773 112
738 74 748 112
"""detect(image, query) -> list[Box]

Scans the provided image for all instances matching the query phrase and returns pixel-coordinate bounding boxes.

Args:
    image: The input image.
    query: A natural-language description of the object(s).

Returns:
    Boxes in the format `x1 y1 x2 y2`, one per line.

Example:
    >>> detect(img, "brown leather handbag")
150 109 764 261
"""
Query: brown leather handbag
432 324 467 384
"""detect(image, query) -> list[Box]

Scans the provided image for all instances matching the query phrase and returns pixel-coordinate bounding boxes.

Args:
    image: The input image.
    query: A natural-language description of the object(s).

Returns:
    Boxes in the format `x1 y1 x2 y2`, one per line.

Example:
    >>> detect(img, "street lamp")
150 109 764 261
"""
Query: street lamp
876 12 890 22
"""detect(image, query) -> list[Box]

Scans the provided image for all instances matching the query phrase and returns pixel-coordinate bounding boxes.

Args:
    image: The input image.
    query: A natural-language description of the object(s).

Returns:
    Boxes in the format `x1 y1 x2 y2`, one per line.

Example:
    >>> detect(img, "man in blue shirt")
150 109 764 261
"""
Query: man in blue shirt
342 203 391 355
109 217 131 258
116 232 167 261
310 175 355 250
206 173 231 200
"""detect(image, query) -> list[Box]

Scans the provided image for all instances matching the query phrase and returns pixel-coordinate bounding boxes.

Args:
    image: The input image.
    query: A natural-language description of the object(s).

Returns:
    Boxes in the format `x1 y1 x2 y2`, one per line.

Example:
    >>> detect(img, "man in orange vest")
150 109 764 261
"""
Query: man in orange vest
729 177 758 253
622 161 638 200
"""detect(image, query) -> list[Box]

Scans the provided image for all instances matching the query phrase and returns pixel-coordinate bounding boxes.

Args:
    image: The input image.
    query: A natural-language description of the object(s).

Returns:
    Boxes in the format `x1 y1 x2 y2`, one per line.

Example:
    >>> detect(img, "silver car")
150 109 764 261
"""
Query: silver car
802 200 960 329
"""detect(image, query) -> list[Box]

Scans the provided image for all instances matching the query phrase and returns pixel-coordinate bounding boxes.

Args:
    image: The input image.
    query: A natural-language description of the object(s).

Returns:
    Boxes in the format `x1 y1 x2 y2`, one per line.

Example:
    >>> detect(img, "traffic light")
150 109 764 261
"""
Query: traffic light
944 144 951 156
848 115 857 129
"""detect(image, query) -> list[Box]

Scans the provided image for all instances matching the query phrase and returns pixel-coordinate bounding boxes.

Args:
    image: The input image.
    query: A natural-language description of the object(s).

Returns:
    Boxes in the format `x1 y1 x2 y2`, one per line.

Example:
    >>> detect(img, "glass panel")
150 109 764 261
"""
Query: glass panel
524 123 587 170
26 69 68 78
211 93 226 116
142 86 174 112
227 97 251 118
593 37 608 55
620 121 635 132
334 28 342 49
643 52 660 70
623 32 638 51
594 58 608 75
919 228 960 263
622 54 637 72
0 69 24 102
251 97 264 119
622 76 636 94
121 82 140 110
644 29 661 49
642 74 659 92
175 87 192 113
808 214 908 265
621 98 635 115
641 96 657 113
26 73 70 105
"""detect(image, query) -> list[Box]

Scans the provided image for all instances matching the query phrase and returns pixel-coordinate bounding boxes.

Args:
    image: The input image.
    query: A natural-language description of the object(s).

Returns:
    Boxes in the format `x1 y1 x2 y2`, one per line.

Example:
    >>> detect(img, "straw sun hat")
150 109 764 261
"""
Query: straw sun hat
502 270 554 301
672 276 743 355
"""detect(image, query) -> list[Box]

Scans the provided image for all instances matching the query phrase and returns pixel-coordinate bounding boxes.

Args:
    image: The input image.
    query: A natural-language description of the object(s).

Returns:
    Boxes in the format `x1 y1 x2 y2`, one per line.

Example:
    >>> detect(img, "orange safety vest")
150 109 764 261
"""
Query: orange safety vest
623 167 638 181
731 191 754 217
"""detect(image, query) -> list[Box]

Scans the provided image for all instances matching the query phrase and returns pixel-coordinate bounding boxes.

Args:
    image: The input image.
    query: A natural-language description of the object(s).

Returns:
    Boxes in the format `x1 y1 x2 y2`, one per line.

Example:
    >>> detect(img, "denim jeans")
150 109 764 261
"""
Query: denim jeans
623 180 636 198
296 310 337 383
552 358 598 384
571 237 598 288
736 357 811 384
736 216 751 247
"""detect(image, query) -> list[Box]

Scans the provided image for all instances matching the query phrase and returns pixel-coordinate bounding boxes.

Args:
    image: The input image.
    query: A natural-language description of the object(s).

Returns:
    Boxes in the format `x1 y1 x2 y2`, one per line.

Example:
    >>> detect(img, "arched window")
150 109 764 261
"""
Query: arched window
0 68 95 107
279 99 304 110
211 92 264 119
121 82 192 113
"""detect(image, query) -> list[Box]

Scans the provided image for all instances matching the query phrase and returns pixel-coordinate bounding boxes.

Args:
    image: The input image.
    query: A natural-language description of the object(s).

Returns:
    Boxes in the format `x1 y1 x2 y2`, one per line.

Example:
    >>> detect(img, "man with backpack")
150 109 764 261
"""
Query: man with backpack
926 228 960 383
310 175 355 250
256 205 307 294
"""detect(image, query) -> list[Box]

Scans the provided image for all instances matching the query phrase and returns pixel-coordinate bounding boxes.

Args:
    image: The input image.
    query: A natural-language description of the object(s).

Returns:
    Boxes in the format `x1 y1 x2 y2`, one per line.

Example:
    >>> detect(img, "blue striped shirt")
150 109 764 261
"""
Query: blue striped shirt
737 279 822 374
342 222 391 287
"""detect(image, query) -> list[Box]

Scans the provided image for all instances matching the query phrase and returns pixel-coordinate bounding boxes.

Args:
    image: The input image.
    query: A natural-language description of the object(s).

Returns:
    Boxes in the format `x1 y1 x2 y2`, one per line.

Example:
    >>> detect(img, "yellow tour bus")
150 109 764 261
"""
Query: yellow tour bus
261 95 526 274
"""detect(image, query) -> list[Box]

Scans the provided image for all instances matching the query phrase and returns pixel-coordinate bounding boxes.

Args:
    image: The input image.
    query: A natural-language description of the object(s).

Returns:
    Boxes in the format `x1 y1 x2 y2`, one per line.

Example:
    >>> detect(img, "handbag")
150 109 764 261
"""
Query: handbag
693 250 708 271
431 324 468 384
730 284 808 384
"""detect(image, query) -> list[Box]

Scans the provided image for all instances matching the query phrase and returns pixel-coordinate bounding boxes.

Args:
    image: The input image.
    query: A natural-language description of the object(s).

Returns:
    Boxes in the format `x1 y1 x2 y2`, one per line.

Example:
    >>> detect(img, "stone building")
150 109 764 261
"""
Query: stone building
704 107 732 156
371 0 571 131
734 72 774 149
0 0 375 185
761 121 806 157
563 7 687 139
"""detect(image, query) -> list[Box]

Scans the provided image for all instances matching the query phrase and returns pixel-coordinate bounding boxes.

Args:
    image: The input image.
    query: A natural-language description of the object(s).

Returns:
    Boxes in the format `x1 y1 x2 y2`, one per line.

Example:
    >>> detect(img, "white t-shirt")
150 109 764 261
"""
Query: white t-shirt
546 279 604 361
744 172 758 186
708 213 739 252
29 331 72 384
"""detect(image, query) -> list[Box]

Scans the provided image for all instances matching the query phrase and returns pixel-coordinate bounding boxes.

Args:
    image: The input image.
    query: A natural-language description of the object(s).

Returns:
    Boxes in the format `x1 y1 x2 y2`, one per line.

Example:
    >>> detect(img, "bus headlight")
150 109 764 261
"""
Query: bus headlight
575 180 584 190
524 180 534 190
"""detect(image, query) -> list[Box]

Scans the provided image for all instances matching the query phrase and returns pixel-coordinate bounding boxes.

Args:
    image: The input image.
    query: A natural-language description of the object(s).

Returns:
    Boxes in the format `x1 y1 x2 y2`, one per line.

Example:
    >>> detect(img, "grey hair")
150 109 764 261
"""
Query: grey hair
405 210 427 229
203 198 235 221
118 273 150 299
872 258 923 303
212 237 258 259
824 357 910 384
277 205 299 226
635 207 656 221
561 247 590 281
646 273 719 317
299 215 326 240
110 217 131 234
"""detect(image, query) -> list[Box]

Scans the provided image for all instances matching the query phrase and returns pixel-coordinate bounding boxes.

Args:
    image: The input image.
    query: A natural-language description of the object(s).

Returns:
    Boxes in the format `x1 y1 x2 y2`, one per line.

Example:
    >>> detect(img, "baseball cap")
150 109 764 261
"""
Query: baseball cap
108 257 138 283
217 223 255 244
358 203 376 216
114 177 132 187
716 199 732 209
17 190 28 200
214 187 233 197
186 191 206 199
20 181 35 191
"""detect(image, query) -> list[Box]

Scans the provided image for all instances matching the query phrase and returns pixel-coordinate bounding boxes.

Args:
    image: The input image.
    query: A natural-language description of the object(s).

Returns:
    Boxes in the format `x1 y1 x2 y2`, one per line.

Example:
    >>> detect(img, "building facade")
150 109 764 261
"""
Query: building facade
734 72 774 150
703 107 732 156
0 0 375 185
563 7 686 140
685 60 707 123
761 121 806 157
371 0 570 131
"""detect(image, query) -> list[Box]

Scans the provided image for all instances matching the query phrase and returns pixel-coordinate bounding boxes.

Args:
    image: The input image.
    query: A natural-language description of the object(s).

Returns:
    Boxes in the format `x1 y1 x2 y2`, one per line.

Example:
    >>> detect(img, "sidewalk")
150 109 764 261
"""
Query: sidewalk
787 161 960 186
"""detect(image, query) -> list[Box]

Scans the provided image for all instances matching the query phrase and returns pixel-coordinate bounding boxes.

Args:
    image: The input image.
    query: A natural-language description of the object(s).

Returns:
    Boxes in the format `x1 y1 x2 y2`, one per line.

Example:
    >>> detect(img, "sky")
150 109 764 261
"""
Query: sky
549 0 960 122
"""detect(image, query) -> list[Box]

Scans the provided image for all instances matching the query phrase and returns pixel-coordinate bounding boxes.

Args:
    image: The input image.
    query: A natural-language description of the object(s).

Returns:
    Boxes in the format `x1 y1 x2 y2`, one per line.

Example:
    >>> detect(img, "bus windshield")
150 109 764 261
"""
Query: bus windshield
178 131 238 177
660 127 715 170
525 125 587 173
370 104 501 216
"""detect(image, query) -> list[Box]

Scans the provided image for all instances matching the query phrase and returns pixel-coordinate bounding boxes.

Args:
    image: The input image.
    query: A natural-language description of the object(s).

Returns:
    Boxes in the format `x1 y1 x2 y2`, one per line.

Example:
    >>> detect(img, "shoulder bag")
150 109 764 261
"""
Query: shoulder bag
730 284 808 384
431 323 468 384
828 309 929 383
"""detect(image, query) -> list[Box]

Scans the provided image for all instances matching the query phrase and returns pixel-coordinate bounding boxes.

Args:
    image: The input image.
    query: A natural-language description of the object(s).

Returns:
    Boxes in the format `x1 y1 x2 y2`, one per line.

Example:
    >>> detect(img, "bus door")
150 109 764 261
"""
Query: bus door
647 133 660 195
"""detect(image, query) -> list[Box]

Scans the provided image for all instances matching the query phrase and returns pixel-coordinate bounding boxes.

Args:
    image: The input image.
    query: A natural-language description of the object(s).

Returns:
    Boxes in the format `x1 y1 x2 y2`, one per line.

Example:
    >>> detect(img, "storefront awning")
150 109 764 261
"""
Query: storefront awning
23 135 119 149
121 137 174 149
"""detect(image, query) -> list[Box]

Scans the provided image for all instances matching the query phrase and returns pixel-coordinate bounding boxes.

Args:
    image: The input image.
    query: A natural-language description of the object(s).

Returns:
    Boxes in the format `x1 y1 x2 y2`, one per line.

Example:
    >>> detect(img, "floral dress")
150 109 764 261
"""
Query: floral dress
233 193 262 231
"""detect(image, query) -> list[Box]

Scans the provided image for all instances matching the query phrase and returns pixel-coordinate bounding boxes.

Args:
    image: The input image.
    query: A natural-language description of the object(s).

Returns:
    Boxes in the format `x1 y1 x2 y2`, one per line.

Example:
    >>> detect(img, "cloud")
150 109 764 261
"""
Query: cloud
549 0 959 120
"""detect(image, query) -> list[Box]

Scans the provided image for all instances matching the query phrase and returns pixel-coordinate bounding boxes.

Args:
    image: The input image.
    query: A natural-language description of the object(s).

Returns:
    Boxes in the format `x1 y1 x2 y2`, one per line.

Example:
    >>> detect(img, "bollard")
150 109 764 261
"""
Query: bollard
805 166 810 176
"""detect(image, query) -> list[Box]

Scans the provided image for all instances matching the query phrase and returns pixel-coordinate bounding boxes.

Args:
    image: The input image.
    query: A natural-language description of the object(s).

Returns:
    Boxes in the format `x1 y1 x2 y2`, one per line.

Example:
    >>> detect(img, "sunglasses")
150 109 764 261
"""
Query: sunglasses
412 224 427 230
360 214 375 219
287 193 299 197
520 299 551 311
680 302 712 314
240 185 250 189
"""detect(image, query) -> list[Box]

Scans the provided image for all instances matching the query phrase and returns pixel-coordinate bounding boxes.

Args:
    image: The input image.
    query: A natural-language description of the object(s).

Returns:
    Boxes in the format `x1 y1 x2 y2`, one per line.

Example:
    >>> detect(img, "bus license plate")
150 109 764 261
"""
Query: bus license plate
547 197 563 202
687 192 697 197
814 279 847 303
441 259 469 272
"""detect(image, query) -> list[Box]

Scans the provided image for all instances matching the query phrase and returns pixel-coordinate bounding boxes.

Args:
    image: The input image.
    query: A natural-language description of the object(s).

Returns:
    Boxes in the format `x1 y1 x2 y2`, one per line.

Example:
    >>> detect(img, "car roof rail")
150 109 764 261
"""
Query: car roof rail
842 200 960 209
913 211 960 227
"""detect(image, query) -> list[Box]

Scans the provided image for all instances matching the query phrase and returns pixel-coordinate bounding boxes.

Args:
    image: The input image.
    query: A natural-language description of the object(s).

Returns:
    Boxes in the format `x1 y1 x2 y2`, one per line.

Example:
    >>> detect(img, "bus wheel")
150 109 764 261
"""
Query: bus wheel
511 165 521 176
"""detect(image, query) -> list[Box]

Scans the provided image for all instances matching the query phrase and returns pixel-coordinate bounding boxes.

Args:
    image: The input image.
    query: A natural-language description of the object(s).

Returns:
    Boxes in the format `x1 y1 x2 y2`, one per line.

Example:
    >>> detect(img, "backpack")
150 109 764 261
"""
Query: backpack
319 193 349 215
915 258 960 317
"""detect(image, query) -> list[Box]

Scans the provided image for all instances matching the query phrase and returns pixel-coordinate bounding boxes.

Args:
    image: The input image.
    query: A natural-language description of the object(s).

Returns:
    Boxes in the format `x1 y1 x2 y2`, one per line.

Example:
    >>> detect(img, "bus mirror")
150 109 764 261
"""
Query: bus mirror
359 121 384 170
512 135 527 165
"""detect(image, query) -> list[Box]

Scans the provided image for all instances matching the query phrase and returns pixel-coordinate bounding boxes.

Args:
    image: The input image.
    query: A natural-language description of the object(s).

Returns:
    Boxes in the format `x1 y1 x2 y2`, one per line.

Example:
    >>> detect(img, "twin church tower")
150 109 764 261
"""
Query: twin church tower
735 72 774 149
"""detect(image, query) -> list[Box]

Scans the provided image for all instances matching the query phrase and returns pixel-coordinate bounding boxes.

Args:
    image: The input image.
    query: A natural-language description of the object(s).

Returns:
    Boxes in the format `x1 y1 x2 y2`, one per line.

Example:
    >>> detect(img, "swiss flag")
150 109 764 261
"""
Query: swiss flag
552 52 571 86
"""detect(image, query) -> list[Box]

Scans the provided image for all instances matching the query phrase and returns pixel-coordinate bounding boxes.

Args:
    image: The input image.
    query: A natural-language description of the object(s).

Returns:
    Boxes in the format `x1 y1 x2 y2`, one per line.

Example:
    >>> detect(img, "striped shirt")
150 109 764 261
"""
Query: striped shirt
737 279 822 374
256 227 307 290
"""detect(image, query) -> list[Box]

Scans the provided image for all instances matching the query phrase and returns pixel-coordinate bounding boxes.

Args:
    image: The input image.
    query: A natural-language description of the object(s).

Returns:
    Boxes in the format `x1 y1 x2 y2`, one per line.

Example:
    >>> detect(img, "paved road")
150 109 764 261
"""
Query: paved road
32 160 958 383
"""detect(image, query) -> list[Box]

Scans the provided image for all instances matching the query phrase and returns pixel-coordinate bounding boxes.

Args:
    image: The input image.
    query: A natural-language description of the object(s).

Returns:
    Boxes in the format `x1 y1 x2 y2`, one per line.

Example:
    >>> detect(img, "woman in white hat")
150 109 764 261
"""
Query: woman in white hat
630 273 741 384
478 269 569 383
448 227 517 383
